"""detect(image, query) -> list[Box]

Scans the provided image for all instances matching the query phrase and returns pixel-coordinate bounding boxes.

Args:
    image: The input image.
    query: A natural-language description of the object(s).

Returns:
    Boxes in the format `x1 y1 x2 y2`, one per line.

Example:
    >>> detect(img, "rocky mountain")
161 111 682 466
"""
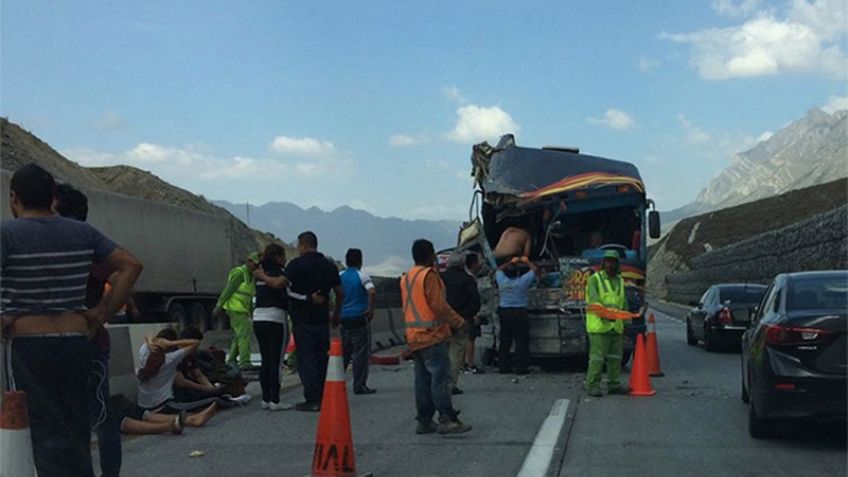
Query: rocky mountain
647 178 848 299
664 107 848 224
215 200 462 276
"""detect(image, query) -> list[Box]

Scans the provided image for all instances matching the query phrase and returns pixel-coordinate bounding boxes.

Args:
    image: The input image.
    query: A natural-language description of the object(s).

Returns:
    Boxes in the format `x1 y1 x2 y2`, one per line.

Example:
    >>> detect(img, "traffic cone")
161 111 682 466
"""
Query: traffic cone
308 338 372 477
645 314 665 377
629 334 656 397
1 390 35 476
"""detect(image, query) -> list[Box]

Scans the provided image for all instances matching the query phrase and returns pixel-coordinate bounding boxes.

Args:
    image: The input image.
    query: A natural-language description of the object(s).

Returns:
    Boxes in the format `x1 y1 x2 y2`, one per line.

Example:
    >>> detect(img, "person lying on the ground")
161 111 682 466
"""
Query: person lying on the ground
113 397 218 436
494 226 532 260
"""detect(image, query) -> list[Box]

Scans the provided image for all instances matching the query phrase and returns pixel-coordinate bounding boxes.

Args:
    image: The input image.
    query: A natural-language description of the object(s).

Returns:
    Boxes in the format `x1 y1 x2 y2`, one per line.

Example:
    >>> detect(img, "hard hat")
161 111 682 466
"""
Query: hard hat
603 250 620 260
247 252 261 263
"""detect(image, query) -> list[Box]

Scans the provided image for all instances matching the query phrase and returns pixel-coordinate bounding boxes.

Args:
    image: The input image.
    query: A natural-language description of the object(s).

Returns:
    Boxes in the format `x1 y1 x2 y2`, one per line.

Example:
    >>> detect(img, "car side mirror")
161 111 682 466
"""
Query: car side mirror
648 210 661 239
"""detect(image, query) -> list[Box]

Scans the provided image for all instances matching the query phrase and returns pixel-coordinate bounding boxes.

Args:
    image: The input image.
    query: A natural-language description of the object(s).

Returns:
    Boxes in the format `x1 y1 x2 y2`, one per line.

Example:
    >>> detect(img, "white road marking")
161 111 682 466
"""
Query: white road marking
516 398 570 477
650 307 685 325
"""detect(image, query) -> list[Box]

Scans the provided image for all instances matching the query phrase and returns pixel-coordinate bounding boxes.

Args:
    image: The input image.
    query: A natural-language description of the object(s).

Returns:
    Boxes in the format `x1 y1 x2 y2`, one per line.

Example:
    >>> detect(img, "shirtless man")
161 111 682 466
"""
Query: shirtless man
494 227 532 260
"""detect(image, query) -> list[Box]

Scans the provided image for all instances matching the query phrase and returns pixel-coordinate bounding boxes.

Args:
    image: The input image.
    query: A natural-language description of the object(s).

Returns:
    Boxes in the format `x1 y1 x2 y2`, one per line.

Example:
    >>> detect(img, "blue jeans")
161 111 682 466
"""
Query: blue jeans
412 342 457 423
89 342 122 477
9 336 94 477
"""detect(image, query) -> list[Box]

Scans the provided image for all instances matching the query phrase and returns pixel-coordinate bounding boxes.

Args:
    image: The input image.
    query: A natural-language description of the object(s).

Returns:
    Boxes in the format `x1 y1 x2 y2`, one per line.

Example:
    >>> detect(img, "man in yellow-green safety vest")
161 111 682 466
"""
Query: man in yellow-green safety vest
584 249 633 397
214 252 260 370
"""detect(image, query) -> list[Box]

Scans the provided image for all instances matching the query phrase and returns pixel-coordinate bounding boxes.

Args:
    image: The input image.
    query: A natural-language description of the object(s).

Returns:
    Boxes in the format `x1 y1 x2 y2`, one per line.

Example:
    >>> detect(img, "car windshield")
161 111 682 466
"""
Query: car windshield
787 275 848 311
719 286 766 304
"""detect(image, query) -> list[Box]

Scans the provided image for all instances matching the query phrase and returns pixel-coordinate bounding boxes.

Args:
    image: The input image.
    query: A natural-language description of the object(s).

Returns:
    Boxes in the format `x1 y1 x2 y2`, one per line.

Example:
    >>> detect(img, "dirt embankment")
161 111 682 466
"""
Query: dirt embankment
648 178 848 299
0 118 296 260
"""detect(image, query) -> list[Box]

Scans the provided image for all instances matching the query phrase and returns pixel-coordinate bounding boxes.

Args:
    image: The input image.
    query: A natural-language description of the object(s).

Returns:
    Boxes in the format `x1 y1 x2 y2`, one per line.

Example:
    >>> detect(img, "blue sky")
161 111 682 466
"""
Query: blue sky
2 0 846 220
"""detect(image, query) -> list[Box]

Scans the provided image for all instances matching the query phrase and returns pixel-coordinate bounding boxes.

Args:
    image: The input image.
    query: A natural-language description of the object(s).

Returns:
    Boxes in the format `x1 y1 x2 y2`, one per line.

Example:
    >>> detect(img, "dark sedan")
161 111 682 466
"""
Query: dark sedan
741 270 848 438
686 284 767 351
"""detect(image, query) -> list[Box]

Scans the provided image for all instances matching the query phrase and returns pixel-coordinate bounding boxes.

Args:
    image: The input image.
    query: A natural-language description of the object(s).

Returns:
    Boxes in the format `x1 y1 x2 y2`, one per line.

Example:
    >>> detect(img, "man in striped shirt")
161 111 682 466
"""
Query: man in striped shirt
1 164 142 477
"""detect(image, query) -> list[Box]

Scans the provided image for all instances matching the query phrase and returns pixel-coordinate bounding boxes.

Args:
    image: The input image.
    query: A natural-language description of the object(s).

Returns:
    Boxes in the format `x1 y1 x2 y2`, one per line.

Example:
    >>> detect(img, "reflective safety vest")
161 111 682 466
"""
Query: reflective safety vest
585 271 626 334
401 266 445 346
223 265 255 314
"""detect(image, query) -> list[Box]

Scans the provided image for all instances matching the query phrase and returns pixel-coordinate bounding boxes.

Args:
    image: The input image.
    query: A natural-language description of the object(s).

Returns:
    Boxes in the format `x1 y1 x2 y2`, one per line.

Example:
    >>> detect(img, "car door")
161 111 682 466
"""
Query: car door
691 288 713 339
742 283 771 376
746 279 783 399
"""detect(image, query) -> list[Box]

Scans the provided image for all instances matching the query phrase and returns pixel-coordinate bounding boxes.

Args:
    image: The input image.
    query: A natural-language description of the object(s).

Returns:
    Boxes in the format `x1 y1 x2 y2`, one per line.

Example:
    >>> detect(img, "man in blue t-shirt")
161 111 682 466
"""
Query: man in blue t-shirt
338 248 377 395
495 256 539 375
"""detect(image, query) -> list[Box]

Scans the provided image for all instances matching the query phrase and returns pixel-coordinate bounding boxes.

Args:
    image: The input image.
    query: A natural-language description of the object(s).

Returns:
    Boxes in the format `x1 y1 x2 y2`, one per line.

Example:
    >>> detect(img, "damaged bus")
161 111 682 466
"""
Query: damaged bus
447 134 661 364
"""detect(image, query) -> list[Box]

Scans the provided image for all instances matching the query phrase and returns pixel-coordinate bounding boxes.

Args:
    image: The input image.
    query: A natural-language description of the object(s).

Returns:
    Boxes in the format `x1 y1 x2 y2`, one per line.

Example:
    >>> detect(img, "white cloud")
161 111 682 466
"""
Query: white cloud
757 130 774 142
442 85 468 104
588 108 636 131
678 114 712 143
663 0 847 80
712 0 763 17
637 56 661 72
270 136 336 155
64 139 353 183
446 104 520 144
388 134 425 147
64 144 285 181
822 94 848 113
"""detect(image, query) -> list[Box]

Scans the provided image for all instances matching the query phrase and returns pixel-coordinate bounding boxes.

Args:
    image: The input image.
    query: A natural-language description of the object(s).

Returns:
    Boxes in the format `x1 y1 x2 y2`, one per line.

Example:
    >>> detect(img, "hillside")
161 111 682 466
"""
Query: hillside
663 107 848 224
215 200 462 276
0 118 293 259
648 178 848 298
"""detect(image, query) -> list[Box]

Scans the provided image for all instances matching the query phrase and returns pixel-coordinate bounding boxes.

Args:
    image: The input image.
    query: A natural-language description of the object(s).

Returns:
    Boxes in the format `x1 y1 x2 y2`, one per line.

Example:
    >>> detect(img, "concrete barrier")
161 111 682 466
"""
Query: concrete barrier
107 323 176 401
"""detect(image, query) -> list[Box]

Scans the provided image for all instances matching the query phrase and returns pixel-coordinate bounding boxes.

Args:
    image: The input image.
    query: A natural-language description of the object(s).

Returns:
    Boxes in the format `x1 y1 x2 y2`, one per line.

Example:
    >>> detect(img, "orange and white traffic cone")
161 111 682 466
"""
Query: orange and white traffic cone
1 390 35 476
645 313 665 377
308 338 372 477
629 334 657 397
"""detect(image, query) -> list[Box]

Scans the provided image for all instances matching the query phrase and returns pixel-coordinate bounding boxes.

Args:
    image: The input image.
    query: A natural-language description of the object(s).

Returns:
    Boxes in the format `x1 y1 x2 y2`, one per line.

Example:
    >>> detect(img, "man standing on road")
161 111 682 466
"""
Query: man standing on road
285 231 343 412
402 239 471 435
442 251 481 395
338 248 377 395
584 250 631 397
495 256 539 375
214 252 259 371
1 164 143 477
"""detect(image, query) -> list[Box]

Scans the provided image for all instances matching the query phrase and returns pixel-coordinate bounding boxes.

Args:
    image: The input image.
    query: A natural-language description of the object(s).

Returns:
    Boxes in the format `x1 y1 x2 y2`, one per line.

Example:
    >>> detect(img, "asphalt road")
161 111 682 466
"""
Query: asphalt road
100 304 846 476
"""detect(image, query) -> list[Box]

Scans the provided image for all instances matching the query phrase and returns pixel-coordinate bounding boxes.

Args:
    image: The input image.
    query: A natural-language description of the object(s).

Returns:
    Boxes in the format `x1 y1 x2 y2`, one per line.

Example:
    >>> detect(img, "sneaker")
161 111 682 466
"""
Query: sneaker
354 387 377 395
294 401 321 412
269 402 293 411
227 394 252 406
451 387 464 395
415 420 438 435
459 365 471 374
437 416 472 434
261 401 270 410
468 366 485 374
586 388 602 398
607 386 631 395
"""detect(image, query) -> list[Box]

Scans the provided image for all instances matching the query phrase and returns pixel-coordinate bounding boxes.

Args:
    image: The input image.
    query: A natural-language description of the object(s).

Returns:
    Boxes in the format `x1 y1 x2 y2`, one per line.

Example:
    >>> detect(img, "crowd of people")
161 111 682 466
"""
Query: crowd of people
0 163 633 476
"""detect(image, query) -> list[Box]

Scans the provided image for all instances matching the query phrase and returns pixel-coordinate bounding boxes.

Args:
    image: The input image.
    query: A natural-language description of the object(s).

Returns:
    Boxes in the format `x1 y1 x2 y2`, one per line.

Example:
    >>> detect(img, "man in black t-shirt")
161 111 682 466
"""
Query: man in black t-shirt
284 231 343 411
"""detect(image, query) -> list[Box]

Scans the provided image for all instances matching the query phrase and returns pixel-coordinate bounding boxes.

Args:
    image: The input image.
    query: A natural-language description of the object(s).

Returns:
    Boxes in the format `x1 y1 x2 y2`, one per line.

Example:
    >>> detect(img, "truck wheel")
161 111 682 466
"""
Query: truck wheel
189 303 207 330
209 306 228 331
168 303 189 331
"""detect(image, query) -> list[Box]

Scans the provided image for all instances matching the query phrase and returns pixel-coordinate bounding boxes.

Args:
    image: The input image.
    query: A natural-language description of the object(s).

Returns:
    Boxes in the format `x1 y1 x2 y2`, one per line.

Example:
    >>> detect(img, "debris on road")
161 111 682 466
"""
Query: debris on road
189 451 205 458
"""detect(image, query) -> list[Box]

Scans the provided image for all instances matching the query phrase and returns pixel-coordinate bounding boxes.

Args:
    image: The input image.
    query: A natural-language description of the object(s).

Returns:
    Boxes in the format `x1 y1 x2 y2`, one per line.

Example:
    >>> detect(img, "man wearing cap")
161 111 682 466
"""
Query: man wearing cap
584 250 631 397
214 252 260 371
